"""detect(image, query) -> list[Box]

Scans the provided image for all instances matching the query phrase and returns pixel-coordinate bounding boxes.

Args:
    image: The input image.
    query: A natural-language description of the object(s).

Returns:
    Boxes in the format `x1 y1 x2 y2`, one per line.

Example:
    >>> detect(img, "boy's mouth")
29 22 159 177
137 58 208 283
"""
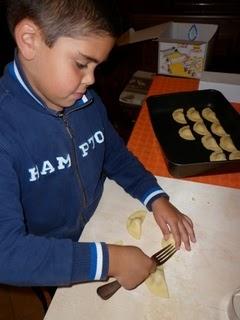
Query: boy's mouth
73 92 85 99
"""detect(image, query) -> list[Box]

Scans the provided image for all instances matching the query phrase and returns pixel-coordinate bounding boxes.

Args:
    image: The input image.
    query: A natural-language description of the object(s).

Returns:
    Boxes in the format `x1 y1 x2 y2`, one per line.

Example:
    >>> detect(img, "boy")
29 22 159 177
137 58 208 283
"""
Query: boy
0 0 195 297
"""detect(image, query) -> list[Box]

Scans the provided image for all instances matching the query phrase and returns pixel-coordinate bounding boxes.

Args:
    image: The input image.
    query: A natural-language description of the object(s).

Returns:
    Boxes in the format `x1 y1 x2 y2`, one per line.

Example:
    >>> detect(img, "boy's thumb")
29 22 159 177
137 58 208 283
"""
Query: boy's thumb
149 259 157 274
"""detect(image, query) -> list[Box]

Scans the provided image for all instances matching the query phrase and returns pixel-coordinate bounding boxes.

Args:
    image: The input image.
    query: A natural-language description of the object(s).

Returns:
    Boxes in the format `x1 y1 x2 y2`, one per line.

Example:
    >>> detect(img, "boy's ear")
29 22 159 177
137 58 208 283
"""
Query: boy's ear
14 18 42 60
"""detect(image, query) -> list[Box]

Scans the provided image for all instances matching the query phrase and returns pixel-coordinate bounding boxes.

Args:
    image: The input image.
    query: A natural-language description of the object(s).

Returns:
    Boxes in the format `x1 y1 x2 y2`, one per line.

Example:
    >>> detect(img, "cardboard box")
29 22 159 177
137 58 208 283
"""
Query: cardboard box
118 22 218 79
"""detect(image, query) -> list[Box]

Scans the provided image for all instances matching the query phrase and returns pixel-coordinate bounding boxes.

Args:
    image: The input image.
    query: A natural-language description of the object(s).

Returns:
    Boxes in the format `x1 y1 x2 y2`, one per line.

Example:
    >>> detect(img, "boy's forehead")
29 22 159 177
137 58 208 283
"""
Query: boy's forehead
56 35 115 61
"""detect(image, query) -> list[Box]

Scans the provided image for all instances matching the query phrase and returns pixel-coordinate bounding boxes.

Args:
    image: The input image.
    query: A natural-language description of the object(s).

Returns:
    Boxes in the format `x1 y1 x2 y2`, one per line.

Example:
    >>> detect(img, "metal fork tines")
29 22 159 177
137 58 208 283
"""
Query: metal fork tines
97 244 176 300
152 243 176 266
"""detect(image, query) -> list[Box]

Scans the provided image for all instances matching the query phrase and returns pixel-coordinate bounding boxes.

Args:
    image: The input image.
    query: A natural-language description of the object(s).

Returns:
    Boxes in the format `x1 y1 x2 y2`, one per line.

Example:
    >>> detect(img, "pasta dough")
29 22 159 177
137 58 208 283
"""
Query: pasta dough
211 122 227 137
202 107 218 122
186 107 201 122
114 240 124 245
178 125 195 140
201 134 221 152
161 233 175 248
145 266 169 298
172 108 187 124
229 150 240 160
210 151 227 162
126 210 146 240
220 135 237 152
193 120 209 135
145 234 175 298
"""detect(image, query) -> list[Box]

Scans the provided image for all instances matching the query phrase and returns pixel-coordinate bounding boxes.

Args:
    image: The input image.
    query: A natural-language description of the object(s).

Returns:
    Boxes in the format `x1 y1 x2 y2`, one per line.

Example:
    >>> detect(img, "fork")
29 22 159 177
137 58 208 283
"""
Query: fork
97 243 176 300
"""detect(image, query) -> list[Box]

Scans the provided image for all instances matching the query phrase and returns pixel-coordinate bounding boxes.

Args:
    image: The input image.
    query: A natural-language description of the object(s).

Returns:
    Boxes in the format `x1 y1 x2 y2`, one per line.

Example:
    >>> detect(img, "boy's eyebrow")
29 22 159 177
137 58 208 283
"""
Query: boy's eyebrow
77 51 100 64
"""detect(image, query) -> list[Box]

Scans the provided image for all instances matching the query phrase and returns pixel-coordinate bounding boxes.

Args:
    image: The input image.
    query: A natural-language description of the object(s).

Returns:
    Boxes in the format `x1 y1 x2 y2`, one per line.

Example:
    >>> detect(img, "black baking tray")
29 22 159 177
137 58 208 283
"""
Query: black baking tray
147 89 240 178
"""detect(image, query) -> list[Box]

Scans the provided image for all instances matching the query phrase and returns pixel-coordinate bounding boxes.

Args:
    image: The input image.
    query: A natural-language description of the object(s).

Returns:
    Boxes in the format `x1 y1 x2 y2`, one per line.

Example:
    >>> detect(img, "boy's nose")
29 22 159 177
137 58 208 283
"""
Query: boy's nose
82 71 95 87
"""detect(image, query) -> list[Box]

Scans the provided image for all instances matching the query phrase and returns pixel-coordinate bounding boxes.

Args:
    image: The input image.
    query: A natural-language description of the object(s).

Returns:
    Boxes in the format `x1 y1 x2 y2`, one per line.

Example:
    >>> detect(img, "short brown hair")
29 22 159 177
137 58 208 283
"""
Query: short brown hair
7 0 121 46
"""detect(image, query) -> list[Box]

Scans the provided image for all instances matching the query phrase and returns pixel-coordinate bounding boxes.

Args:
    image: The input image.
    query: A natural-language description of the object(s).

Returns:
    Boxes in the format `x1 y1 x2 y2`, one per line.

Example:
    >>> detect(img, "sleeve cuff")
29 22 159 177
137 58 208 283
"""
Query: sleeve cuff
71 242 109 284
142 189 169 211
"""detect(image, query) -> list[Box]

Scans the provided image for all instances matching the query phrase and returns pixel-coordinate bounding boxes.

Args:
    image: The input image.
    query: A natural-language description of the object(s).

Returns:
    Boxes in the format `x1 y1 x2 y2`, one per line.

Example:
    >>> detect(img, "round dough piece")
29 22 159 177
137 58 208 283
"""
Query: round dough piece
145 266 169 298
126 210 146 240
229 150 240 160
178 125 195 140
211 122 227 137
193 120 210 135
172 108 187 124
186 107 201 122
201 134 221 151
220 135 237 152
210 151 227 162
202 107 218 122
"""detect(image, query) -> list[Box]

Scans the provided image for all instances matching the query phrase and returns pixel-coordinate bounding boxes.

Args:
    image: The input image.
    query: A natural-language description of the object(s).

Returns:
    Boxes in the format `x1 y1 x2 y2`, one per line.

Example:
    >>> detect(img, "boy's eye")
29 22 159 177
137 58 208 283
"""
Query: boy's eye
75 62 88 69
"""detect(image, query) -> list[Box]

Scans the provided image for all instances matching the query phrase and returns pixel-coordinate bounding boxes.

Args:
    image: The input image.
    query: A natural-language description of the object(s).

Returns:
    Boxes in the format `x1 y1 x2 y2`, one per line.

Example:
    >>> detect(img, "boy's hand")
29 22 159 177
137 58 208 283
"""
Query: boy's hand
107 244 156 290
151 197 196 251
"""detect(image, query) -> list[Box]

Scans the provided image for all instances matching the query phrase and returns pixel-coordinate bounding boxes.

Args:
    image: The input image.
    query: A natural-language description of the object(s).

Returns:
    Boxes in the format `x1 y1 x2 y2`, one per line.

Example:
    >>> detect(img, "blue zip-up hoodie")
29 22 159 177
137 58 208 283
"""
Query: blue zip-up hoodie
0 59 168 286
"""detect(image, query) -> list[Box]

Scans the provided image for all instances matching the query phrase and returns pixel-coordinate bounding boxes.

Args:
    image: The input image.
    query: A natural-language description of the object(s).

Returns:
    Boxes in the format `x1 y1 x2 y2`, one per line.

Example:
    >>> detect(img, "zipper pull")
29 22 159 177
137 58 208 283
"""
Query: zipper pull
59 113 73 139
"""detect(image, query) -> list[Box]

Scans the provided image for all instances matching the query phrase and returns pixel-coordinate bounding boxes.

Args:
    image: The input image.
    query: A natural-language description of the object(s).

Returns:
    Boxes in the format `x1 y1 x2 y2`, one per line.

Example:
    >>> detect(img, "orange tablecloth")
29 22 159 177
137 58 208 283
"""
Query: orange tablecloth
127 75 240 189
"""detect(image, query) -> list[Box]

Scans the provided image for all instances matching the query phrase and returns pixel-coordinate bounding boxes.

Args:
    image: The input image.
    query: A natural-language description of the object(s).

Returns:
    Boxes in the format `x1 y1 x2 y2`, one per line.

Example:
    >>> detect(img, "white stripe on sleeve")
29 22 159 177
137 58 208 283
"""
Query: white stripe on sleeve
94 242 103 280
143 190 165 206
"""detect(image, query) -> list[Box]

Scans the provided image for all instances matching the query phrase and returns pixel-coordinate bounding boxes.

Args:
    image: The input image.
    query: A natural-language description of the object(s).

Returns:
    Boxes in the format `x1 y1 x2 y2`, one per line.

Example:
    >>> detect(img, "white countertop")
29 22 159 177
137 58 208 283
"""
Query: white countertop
199 71 240 103
44 176 240 320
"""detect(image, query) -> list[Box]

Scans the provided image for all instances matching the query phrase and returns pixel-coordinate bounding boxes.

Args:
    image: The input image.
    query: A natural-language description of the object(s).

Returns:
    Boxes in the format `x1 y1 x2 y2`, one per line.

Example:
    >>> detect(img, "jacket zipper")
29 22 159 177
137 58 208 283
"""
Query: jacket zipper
58 112 88 215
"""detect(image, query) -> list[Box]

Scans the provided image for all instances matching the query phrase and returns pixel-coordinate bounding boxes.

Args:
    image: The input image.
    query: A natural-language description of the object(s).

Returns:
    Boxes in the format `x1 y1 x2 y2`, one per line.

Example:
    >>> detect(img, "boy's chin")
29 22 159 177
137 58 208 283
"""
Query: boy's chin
54 95 83 109
62 98 79 108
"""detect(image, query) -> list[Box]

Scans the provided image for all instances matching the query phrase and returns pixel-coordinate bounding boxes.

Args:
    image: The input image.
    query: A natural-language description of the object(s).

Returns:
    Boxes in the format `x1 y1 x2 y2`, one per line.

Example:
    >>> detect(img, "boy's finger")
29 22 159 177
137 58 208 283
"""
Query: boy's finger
183 214 194 227
182 218 196 243
169 224 181 249
178 221 191 251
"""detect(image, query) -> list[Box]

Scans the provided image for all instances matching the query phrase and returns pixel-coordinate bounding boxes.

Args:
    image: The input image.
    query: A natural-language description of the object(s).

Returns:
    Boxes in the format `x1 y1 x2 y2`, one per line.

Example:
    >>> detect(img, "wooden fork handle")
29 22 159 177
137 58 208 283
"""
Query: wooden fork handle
97 280 122 300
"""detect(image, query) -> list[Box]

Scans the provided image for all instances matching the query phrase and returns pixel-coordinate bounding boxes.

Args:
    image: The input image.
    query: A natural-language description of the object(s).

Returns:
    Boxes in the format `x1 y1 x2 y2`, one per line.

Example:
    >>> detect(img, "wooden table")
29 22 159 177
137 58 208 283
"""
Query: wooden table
127 75 240 189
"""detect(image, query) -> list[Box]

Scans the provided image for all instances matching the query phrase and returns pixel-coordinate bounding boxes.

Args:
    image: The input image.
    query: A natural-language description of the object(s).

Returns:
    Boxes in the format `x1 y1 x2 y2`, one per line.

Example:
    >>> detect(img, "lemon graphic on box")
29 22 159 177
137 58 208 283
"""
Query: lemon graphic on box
164 48 189 77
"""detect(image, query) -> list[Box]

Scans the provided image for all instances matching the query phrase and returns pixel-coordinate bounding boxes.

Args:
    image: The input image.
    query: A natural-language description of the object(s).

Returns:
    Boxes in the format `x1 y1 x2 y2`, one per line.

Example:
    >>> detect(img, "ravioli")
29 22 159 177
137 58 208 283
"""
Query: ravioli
145 266 169 298
229 150 240 160
178 125 195 140
172 108 187 124
193 120 209 135
210 151 227 162
161 234 175 248
211 122 227 137
126 210 146 240
202 107 218 122
220 135 237 152
186 107 202 122
145 234 175 298
201 134 221 152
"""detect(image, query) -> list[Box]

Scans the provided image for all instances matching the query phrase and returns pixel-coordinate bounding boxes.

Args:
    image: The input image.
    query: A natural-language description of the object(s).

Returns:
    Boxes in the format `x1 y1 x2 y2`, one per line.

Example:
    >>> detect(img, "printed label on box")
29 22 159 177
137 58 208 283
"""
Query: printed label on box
158 43 207 78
